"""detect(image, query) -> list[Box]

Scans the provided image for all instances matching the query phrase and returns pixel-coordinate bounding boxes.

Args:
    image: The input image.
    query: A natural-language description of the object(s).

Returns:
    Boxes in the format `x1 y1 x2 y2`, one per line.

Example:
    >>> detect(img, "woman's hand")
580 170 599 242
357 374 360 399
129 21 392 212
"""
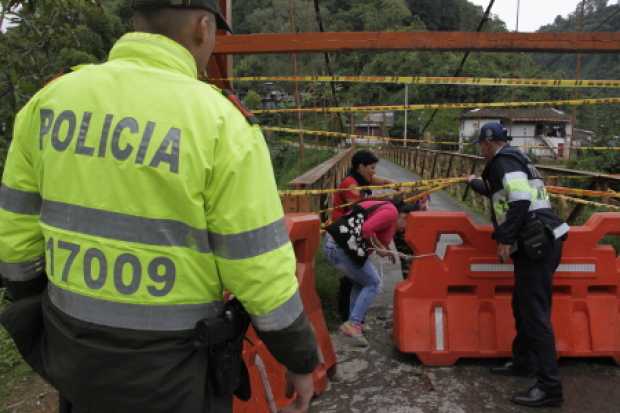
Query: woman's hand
370 235 397 263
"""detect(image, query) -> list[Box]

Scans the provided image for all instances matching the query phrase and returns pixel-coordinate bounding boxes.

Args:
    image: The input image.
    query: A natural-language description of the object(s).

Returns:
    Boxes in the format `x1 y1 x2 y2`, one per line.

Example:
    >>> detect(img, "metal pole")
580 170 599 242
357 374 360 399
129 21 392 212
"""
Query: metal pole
403 84 408 148
350 112 355 147
288 0 304 166
570 0 586 161
516 0 521 32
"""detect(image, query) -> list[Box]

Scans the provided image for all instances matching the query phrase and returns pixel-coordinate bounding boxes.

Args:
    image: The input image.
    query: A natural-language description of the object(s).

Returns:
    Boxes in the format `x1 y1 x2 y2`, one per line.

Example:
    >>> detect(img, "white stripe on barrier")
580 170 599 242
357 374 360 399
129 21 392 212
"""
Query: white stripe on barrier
558 264 596 273
434 307 445 352
470 263 596 273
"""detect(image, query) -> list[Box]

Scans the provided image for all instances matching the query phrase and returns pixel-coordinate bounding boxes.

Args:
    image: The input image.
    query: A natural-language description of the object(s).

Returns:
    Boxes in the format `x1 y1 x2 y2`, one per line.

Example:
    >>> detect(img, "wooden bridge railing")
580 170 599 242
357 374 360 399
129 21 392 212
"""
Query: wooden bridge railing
283 147 355 220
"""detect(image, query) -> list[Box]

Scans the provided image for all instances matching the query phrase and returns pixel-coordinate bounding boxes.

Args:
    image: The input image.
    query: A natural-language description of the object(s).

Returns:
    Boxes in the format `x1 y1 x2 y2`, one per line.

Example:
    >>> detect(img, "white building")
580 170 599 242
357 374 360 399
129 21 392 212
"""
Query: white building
459 108 573 159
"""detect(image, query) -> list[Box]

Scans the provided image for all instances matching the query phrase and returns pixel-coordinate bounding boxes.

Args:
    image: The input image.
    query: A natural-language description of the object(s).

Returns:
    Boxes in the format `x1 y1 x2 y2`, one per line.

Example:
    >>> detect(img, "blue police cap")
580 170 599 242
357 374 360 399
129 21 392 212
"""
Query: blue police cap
474 122 510 144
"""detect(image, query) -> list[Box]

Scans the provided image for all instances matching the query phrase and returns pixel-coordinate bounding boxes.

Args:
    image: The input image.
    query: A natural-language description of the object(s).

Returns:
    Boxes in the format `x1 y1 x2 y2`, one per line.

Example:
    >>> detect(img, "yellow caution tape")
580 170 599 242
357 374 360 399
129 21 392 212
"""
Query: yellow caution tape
279 177 468 197
404 183 451 204
318 185 441 226
551 194 620 211
219 75 620 89
547 186 620 199
318 186 433 214
253 97 620 114
264 126 620 152
264 126 459 146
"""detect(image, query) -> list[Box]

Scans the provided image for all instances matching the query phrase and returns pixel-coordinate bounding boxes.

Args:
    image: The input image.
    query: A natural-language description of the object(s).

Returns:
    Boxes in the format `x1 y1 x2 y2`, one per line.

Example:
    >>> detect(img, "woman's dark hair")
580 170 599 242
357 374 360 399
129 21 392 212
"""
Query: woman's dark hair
351 150 379 171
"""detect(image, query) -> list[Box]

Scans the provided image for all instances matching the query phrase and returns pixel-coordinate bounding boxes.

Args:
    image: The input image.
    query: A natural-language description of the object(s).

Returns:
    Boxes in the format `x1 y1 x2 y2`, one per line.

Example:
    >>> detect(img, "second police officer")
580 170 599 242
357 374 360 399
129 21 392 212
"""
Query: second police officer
468 123 569 408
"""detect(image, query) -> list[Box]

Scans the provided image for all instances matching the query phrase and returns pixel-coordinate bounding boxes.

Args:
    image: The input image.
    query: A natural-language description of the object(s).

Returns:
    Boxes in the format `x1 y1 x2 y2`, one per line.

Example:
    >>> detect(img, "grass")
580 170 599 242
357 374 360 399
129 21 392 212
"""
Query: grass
272 145 336 189
0 294 33 410
314 240 342 331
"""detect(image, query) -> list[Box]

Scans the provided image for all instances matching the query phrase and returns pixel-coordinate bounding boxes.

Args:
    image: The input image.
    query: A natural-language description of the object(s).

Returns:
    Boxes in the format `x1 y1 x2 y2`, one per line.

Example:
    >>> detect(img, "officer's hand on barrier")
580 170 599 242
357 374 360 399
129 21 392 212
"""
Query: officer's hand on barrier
497 243 511 263
280 372 314 413
467 174 478 183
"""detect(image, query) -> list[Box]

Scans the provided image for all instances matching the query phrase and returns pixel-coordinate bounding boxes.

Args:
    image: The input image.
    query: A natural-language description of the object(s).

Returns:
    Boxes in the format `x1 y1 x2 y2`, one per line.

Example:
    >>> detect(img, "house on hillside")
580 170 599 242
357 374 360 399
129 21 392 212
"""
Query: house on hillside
353 112 395 144
459 108 573 159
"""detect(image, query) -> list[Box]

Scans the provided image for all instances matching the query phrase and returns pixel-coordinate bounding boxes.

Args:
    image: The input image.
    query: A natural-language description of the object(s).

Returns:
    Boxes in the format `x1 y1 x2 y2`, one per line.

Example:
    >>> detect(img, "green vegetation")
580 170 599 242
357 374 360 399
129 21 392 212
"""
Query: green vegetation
0 0 130 175
314 244 341 330
269 140 336 187
0 296 32 409
2 0 618 173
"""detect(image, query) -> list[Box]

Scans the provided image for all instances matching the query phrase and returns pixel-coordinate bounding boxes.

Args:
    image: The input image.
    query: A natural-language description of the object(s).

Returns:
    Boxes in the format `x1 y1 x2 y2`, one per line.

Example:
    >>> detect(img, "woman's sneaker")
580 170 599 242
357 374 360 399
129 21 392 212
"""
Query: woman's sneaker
339 321 369 347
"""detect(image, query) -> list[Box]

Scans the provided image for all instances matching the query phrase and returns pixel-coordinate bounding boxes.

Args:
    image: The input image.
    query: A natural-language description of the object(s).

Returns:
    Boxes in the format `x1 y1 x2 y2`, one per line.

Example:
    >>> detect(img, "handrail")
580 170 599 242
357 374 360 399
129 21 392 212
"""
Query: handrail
289 147 355 187
378 145 619 224
284 147 355 217
393 147 620 184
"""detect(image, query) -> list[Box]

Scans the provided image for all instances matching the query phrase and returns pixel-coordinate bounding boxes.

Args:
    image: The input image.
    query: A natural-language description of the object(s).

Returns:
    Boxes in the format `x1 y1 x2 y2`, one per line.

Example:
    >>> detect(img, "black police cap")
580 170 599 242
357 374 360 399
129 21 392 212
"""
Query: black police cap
132 0 232 32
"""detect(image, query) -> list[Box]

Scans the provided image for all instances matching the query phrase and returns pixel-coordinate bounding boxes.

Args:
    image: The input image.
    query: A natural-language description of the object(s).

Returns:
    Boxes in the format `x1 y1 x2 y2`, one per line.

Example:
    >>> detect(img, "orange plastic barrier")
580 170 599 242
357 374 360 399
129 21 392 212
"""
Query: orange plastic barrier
393 212 620 366
234 213 336 412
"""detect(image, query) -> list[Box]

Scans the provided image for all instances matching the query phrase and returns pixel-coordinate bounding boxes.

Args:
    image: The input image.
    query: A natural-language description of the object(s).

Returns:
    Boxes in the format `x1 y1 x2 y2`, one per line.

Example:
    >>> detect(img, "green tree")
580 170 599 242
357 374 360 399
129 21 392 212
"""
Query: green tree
243 89 262 109
0 0 128 174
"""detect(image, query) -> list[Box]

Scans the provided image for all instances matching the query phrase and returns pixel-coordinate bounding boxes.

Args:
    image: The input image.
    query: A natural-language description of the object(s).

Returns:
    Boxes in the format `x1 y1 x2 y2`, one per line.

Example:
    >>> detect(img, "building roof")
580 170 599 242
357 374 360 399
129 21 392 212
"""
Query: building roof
460 108 571 123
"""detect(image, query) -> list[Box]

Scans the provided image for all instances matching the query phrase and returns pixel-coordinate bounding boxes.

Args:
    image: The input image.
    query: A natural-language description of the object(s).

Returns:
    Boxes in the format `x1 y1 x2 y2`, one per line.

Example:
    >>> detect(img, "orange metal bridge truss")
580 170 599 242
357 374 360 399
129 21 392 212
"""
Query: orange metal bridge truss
208 0 620 88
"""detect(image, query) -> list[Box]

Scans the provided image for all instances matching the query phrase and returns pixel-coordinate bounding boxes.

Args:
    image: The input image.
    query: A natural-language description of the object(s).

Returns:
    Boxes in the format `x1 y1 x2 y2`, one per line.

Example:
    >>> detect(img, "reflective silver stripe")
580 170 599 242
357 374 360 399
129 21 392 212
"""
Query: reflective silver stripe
41 200 211 253
508 191 532 202
471 264 514 272
209 218 290 260
0 185 42 215
503 171 528 183
553 223 570 239
0 256 45 281
529 179 545 189
470 263 594 273
530 199 552 211
251 290 303 332
48 283 224 331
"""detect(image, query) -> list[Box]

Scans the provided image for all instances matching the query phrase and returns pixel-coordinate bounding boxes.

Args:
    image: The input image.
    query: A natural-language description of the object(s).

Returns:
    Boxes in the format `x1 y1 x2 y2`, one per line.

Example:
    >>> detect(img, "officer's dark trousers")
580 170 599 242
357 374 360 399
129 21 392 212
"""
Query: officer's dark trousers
511 238 563 394
338 277 353 321
58 394 233 413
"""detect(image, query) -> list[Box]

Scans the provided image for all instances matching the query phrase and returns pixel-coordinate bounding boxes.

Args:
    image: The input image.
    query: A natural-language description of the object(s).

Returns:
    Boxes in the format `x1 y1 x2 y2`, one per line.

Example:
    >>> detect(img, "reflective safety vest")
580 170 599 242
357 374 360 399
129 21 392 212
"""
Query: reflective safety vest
491 169 551 226
481 145 569 240
0 32 302 332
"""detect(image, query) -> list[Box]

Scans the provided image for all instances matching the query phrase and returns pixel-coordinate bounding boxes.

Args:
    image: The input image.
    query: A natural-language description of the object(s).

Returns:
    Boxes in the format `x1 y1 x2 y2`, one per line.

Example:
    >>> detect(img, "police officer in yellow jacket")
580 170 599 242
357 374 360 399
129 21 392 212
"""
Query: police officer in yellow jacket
0 1 318 412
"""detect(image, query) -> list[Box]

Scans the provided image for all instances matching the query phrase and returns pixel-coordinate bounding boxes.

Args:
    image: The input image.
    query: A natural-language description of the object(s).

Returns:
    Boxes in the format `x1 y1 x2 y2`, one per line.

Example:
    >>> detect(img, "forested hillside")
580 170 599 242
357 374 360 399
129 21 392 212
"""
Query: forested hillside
231 0 619 147
0 0 618 175
232 0 540 138
537 0 620 141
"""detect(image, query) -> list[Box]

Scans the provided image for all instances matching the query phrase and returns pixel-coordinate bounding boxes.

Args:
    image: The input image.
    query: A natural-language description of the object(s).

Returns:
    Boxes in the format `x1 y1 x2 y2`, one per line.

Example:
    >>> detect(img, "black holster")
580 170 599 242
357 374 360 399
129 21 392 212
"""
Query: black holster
194 299 251 401
519 214 552 261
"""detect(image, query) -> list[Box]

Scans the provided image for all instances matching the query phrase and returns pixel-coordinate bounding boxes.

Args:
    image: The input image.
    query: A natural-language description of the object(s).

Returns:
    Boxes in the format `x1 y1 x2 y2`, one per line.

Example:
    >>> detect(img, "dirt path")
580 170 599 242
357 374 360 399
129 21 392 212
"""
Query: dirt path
3 375 56 413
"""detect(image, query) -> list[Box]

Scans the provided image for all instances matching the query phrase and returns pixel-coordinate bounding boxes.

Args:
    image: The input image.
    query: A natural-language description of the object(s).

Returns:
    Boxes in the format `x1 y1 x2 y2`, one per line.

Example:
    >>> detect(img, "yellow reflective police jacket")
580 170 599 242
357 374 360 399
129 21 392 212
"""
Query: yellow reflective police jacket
0 32 301 333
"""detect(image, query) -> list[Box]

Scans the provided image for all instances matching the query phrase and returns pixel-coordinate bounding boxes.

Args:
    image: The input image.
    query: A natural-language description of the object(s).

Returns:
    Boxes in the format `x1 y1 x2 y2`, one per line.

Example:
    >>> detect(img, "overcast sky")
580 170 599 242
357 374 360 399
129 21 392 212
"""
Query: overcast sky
469 0 619 32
